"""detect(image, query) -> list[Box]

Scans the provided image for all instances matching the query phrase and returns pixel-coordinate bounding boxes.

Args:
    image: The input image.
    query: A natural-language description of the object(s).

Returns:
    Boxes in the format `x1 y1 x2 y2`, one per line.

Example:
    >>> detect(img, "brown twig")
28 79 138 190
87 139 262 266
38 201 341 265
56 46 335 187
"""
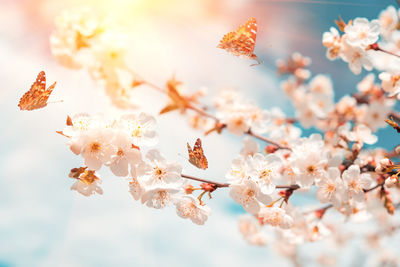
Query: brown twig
181 173 230 188
363 182 384 193
180 173 299 190
369 43 400 59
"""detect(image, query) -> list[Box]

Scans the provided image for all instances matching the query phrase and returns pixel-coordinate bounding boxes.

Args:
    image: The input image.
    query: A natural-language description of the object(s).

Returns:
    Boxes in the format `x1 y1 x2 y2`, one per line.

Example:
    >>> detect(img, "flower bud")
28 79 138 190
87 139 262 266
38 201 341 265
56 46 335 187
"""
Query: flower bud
385 175 398 188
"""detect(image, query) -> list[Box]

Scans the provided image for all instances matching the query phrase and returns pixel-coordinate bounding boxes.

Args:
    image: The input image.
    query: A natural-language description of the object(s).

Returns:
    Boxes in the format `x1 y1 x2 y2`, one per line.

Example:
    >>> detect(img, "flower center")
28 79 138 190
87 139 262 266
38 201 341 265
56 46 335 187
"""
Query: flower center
359 31 367 39
154 167 166 179
90 142 101 153
234 118 244 126
259 169 272 181
307 165 317 174
348 180 360 191
246 189 255 198
117 148 125 157
131 125 142 137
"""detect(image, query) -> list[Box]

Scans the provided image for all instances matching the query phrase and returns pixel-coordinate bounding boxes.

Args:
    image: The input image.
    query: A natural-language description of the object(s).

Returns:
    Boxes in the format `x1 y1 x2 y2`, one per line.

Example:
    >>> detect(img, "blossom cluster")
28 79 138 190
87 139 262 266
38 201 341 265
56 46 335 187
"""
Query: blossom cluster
50 8 137 108
61 112 210 225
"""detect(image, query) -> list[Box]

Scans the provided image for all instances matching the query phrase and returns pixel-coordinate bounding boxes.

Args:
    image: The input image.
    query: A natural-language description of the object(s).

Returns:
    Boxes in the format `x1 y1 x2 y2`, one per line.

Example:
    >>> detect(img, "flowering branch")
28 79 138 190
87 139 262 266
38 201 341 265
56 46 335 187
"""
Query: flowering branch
139 77 292 150
180 173 300 190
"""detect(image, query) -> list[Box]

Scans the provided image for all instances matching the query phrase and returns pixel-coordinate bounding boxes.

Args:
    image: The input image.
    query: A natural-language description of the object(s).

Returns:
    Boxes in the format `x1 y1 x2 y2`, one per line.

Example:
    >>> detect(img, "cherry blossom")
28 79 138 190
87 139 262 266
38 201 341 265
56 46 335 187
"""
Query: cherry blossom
229 179 272 214
342 165 372 202
137 149 182 187
340 37 373 75
175 195 211 225
379 72 400 99
107 132 142 177
258 207 294 229
248 153 282 194
316 167 347 207
74 128 117 170
117 113 158 146
344 18 380 48
141 186 181 209
240 137 260 157
322 27 342 60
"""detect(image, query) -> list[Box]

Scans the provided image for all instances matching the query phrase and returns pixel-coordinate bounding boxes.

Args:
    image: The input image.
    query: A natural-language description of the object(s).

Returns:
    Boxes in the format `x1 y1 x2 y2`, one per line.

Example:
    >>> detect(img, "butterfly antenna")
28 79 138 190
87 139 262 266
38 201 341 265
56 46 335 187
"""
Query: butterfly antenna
48 99 64 104
250 58 263 67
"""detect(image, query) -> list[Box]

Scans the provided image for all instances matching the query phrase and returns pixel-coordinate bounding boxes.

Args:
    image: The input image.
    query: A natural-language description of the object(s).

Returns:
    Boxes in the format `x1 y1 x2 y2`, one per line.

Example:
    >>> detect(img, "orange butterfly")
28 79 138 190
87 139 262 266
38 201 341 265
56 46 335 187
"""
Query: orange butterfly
217 17 261 66
187 138 208 170
18 71 57 110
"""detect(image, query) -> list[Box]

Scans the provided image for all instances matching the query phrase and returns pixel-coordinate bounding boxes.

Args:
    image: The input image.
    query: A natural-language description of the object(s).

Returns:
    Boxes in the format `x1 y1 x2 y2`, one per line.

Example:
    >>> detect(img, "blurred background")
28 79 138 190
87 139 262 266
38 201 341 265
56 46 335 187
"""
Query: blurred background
0 0 399 266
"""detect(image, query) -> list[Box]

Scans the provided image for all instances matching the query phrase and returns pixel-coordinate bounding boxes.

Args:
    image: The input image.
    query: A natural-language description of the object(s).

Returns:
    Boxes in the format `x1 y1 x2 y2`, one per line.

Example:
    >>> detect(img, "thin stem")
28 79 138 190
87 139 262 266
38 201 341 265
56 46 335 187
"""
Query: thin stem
181 174 230 188
377 47 400 59
144 81 166 93
246 129 292 151
189 103 291 150
186 104 219 121
363 182 384 193
180 173 299 190
276 184 300 190
304 204 333 215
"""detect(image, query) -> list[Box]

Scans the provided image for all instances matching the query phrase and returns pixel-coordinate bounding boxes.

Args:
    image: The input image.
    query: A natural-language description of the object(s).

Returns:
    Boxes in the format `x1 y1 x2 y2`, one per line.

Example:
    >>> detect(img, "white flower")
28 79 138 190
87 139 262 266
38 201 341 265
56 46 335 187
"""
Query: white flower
322 27 342 60
73 129 117 170
71 170 103 196
229 180 272 214
107 132 142 177
214 88 241 108
91 30 127 70
50 9 102 69
379 72 400 99
224 109 251 136
357 73 376 93
141 186 180 209
342 165 372 202
238 215 268 246
336 95 357 119
137 149 182 187
248 153 281 194
352 124 378 145
358 101 394 132
295 101 321 129
378 6 398 37
258 207 293 229
340 37 373 75
309 74 334 98
240 137 260 157
316 167 347 207
175 195 211 225
117 113 158 146
248 106 270 134
63 113 93 137
129 177 143 201
291 134 327 187
226 156 250 183
338 123 377 145
344 18 380 48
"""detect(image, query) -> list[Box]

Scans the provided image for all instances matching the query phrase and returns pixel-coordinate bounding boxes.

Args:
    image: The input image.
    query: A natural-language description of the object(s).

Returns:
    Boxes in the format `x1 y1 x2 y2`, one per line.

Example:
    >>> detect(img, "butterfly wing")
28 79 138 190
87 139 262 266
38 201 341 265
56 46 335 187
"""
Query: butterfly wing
18 71 56 110
217 17 258 60
187 138 208 170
